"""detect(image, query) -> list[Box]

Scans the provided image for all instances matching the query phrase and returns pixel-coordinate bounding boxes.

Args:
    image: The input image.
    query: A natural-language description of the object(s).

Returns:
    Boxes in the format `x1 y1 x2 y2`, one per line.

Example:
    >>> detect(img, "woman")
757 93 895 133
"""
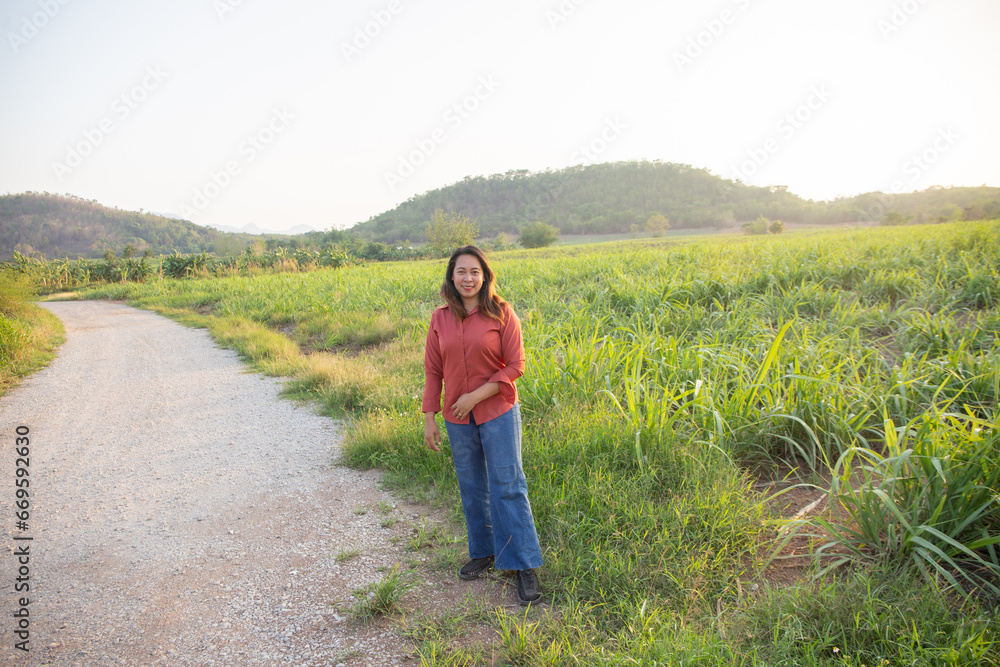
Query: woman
422 245 543 605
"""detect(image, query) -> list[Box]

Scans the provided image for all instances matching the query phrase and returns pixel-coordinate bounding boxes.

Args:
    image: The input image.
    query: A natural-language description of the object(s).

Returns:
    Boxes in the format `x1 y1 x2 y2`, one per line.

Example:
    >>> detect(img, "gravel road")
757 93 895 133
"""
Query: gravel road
0 301 493 666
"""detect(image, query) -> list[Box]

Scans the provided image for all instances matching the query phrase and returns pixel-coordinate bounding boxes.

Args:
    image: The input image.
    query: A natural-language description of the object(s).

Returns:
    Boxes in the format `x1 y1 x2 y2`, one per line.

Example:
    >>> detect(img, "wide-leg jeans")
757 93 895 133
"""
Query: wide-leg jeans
444 403 543 571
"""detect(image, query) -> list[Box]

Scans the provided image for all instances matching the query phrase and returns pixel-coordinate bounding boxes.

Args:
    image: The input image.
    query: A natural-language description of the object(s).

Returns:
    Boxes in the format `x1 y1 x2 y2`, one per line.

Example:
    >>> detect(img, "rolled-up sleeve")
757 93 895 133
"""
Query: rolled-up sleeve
488 307 525 405
422 318 444 414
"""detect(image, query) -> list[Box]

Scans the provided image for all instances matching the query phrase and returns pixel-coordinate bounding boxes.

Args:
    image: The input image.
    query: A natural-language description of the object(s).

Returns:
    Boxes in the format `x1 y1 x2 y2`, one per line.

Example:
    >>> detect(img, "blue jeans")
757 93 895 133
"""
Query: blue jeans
445 404 543 571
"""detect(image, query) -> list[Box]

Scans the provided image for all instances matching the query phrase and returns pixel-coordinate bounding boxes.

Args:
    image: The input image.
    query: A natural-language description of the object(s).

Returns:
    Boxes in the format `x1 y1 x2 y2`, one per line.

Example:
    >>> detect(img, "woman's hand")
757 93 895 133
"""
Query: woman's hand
450 393 479 420
424 412 441 452
451 382 501 420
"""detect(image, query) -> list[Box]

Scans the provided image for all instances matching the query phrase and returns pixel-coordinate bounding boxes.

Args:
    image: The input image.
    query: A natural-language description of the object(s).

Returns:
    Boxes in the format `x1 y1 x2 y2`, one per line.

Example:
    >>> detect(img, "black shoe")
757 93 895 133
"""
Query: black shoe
458 555 494 580
516 568 541 605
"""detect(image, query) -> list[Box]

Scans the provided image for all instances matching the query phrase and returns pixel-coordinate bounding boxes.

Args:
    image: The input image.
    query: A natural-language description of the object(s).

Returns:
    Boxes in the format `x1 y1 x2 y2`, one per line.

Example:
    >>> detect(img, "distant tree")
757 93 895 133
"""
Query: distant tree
741 215 770 235
483 232 516 253
644 213 671 237
965 198 1000 221
360 241 391 261
123 242 137 258
212 234 249 257
768 219 785 234
520 221 560 248
881 210 912 226
247 239 266 256
935 204 963 223
426 209 479 256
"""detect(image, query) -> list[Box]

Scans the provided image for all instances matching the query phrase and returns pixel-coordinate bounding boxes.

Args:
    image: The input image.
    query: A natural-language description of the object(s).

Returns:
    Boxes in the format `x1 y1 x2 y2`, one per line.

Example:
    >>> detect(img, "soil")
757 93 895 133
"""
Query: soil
755 476 830 586
0 302 534 667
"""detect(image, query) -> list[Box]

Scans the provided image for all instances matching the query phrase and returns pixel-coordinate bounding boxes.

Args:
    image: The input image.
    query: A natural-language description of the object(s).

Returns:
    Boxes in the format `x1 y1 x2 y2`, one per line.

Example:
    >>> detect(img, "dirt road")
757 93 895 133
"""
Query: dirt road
0 301 473 666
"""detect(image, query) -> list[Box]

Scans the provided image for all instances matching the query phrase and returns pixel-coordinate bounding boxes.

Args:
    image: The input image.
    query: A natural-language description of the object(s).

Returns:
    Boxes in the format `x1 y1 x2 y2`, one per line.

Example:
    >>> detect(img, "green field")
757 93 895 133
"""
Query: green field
73 221 1000 665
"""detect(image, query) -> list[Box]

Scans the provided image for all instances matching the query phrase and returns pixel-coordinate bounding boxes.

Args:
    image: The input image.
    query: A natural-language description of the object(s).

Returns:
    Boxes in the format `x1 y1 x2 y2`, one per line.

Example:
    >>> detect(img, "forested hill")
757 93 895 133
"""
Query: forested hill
352 161 1000 243
5 166 997 259
1 192 245 259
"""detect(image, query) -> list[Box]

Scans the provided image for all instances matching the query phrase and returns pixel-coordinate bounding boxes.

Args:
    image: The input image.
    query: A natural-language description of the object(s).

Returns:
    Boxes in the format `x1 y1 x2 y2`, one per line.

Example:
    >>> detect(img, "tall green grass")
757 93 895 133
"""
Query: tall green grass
0 269 64 394
79 220 1000 663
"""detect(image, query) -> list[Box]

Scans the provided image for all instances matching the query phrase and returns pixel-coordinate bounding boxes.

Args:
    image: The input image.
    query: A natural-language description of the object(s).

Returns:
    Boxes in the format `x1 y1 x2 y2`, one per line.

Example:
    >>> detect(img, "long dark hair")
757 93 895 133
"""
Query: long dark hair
440 245 506 321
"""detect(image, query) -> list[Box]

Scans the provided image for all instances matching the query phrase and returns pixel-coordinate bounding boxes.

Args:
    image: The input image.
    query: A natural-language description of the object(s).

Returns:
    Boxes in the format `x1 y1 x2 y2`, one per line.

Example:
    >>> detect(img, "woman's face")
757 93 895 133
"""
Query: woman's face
452 254 485 302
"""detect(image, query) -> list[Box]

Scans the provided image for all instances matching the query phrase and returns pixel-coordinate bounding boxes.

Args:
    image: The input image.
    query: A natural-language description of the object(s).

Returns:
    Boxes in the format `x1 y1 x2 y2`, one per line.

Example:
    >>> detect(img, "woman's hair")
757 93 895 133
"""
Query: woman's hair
440 245 506 321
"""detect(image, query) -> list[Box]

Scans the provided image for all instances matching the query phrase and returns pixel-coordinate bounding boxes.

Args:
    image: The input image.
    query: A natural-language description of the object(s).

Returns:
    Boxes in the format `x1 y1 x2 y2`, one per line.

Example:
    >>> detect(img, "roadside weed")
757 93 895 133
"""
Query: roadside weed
408 518 459 552
351 566 411 621
334 548 361 563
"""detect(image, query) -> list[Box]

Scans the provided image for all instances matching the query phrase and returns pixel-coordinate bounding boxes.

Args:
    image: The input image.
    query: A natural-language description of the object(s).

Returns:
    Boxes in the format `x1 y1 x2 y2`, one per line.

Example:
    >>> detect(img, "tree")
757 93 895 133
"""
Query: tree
881 210 912 226
644 213 671 237
741 215 770 235
426 209 479 257
519 221 560 248
483 232 516 252
768 219 785 234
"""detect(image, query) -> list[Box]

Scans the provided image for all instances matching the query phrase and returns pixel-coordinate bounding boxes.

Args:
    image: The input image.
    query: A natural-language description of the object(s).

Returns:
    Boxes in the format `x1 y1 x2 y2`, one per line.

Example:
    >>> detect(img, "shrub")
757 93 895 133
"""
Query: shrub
741 215 770 235
644 213 671 237
519 221 560 248
426 209 479 257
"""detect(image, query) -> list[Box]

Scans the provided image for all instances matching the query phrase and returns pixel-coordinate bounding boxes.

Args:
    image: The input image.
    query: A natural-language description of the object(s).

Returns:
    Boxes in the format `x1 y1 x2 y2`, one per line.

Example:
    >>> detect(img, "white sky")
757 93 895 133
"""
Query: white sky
1 0 998 233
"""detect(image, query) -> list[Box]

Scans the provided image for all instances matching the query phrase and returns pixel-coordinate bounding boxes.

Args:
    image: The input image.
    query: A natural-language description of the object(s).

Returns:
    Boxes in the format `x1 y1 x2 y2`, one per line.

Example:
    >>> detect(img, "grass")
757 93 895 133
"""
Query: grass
408 517 461 553
379 501 399 528
0 269 65 395
68 220 1000 663
805 411 1000 597
334 548 361 563
351 565 412 621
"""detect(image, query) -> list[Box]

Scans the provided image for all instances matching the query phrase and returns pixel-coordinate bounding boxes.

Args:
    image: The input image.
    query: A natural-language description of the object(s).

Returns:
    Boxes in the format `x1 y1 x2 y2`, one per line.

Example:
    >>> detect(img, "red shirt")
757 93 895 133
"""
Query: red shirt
422 303 525 425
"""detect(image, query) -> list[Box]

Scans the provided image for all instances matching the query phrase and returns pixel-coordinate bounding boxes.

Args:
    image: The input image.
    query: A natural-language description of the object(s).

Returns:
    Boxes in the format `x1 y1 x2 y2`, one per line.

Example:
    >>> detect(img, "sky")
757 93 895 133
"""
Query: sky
1 0 998 234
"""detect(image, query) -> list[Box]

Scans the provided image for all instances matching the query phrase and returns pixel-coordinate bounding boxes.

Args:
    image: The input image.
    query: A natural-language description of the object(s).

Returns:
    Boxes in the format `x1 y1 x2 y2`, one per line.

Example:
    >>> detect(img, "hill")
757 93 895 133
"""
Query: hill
5 166 997 259
351 161 1000 244
0 193 252 260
